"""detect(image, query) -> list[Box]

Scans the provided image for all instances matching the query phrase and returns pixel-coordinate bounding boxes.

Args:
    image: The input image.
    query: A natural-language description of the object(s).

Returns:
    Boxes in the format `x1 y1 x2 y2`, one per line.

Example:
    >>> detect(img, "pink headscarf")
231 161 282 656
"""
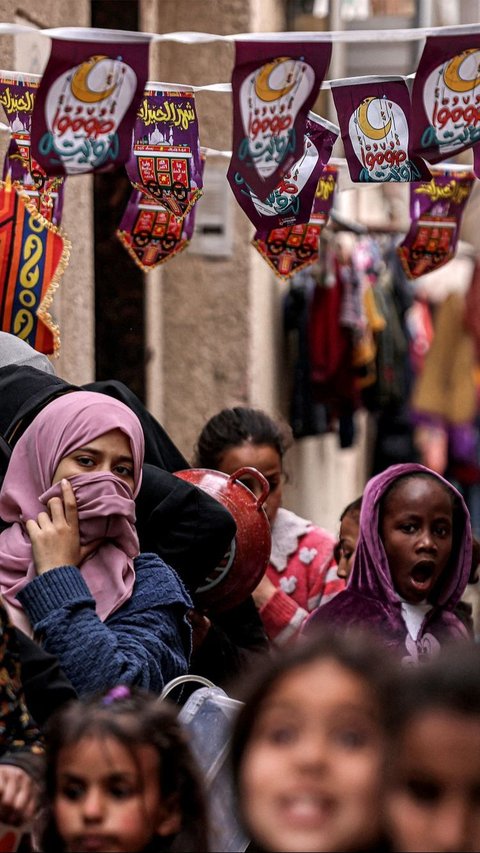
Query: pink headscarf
0 391 145 633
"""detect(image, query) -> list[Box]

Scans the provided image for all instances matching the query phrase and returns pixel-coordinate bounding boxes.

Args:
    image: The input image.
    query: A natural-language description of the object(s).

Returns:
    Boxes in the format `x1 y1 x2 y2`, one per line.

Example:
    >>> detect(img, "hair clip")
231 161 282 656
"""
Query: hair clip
102 685 131 705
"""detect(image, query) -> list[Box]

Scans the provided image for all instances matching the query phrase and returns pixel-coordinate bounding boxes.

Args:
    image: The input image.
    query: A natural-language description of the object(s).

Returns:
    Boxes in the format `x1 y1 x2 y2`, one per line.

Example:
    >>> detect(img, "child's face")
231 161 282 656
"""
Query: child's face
386 708 480 852
218 442 283 526
54 735 177 853
53 429 135 492
380 477 453 604
238 658 384 852
336 513 360 581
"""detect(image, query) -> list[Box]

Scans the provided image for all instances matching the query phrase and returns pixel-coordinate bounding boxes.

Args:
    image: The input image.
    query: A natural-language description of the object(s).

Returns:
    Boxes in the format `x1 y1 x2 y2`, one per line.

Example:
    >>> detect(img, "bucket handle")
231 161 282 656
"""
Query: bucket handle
229 466 270 509
159 674 216 701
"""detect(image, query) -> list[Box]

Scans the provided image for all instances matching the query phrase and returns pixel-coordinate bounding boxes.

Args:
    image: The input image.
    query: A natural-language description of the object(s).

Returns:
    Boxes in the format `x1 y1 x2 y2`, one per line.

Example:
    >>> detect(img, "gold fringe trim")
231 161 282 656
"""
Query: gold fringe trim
116 228 189 273
1 178 71 357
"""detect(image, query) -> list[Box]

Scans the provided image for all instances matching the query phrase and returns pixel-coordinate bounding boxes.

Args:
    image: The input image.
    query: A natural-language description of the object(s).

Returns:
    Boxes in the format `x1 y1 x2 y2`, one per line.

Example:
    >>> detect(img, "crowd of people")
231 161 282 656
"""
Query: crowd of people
0 331 479 852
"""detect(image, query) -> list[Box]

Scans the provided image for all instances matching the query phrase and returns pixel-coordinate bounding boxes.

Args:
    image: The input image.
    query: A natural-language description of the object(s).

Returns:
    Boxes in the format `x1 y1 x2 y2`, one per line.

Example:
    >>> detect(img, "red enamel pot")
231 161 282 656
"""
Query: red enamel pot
174 466 272 613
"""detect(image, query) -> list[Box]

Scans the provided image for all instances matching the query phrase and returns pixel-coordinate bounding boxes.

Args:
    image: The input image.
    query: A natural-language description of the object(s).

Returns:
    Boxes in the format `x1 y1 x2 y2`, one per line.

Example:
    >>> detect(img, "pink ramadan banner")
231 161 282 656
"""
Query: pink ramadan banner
31 33 149 176
331 75 430 183
410 31 480 166
125 83 202 220
229 113 338 231
228 40 332 202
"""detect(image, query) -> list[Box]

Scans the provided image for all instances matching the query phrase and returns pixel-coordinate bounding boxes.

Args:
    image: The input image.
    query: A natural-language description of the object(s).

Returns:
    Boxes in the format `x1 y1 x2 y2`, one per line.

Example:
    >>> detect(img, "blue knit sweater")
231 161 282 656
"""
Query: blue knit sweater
17 553 192 697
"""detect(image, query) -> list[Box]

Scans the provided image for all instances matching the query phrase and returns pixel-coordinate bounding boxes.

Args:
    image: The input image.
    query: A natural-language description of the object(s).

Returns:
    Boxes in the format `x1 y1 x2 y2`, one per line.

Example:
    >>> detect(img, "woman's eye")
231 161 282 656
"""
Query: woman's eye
400 523 416 533
405 778 442 804
114 465 133 478
267 477 281 492
76 456 94 467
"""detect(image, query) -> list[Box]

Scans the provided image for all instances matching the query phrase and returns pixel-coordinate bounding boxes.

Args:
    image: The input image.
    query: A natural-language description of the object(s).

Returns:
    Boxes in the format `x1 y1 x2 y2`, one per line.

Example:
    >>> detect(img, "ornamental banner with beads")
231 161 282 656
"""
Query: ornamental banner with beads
331 75 430 183
397 167 474 279
0 179 70 353
125 83 202 220
252 164 337 280
229 113 338 230
0 71 65 224
410 32 480 164
31 32 149 176
228 40 332 202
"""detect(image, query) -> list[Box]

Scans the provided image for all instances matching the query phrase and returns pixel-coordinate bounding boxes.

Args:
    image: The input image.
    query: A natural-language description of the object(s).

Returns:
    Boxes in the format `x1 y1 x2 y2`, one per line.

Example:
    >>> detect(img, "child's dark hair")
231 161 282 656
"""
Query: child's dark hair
340 496 363 522
384 641 480 740
40 688 209 853
230 628 394 792
194 406 293 469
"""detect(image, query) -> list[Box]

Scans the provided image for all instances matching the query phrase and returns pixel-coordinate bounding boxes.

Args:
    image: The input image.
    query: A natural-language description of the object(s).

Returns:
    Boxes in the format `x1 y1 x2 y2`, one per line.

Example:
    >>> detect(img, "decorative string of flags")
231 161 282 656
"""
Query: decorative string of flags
1 22 480 353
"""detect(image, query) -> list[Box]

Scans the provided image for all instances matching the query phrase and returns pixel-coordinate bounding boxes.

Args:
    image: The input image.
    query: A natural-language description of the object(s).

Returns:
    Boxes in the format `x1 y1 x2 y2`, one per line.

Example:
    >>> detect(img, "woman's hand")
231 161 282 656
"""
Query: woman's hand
26 479 98 575
0 765 38 826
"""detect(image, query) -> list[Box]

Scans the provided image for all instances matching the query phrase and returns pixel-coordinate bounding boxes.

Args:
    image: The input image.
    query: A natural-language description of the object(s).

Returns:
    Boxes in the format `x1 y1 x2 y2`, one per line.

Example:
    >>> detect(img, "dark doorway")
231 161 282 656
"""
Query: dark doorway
91 0 145 401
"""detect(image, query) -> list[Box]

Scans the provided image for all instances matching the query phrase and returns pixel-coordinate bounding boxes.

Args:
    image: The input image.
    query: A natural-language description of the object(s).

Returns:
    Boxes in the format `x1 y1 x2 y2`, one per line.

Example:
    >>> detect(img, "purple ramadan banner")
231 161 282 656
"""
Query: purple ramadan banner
31 33 149 176
410 32 480 164
125 83 202 220
229 113 338 230
116 190 196 271
397 167 474 279
228 40 332 201
331 75 430 183
0 71 65 224
252 164 337 280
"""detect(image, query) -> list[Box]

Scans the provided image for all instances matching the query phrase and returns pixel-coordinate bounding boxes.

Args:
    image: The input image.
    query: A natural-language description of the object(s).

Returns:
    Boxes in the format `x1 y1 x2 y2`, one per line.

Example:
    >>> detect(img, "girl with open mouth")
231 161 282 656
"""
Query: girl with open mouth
306 463 473 663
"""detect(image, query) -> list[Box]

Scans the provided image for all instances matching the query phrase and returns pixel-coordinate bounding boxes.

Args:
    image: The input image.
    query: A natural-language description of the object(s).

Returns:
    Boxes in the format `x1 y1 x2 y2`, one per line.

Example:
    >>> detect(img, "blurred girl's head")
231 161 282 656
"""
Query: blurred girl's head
42 688 208 853
231 629 393 852
384 643 480 853
195 407 293 525
335 498 362 581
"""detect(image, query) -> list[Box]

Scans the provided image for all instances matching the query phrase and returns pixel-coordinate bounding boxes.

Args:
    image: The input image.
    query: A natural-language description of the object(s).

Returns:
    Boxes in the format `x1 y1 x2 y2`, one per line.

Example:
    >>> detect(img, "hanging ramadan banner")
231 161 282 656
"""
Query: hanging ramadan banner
0 71 65 224
230 113 338 230
252 164 337 280
0 178 70 354
228 40 332 202
125 82 202 220
410 31 480 164
397 167 474 279
31 31 149 176
331 75 430 183
116 187 199 271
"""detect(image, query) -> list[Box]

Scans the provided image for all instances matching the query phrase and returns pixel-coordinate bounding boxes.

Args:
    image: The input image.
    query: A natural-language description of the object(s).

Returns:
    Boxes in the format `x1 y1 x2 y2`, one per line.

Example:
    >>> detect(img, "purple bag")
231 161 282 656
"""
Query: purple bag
228 40 331 201
229 113 338 229
331 75 430 183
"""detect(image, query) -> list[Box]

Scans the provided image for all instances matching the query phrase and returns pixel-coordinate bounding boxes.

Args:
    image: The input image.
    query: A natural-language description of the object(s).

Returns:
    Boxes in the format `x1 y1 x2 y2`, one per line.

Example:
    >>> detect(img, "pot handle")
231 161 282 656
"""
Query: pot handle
229 466 270 509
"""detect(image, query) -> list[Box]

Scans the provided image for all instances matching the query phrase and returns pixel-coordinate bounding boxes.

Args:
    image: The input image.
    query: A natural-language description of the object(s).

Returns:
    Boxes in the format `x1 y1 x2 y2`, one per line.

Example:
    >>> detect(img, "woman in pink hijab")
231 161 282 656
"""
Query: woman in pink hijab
0 391 192 697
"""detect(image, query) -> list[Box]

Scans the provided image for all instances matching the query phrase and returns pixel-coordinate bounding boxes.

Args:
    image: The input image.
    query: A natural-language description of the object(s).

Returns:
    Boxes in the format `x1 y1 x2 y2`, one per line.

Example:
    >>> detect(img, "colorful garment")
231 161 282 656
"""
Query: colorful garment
0 599 43 776
260 507 343 645
307 464 472 662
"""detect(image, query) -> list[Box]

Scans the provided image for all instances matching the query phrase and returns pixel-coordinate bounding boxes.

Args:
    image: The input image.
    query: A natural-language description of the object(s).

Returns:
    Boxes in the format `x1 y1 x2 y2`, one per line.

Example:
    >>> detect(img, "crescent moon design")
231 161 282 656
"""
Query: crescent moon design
254 57 297 103
443 49 480 93
356 96 392 141
70 55 118 104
